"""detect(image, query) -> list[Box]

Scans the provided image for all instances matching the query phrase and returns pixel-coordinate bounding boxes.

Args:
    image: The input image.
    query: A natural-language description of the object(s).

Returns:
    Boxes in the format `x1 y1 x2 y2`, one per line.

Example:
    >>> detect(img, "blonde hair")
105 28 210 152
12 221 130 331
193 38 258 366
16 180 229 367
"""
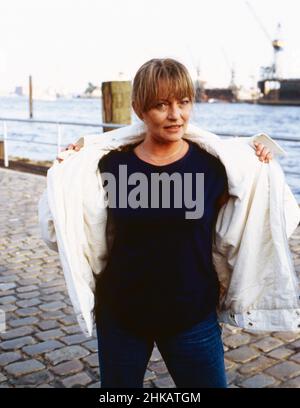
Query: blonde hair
132 58 195 119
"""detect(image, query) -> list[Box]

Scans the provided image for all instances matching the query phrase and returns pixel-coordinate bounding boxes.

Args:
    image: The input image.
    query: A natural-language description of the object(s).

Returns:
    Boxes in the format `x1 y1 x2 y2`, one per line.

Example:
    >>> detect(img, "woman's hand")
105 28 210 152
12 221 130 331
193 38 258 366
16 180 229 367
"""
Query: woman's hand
254 142 273 163
56 143 82 163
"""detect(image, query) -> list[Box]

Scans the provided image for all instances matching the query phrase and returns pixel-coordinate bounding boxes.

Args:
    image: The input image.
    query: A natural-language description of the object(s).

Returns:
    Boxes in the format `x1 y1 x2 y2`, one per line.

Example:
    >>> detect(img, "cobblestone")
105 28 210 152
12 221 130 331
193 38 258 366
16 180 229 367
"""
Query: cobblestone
0 336 36 351
0 373 7 383
148 360 168 375
0 304 17 313
82 340 98 353
35 329 64 341
240 374 277 388
62 325 81 335
279 376 300 388
36 320 60 331
0 290 15 297
88 382 101 388
38 301 67 312
267 347 295 360
45 345 90 365
23 340 64 356
144 369 156 381
13 370 54 386
51 360 84 376
0 275 18 283
0 283 16 291
0 352 22 366
238 356 276 375
9 317 39 328
58 315 78 326
15 307 40 317
5 359 45 377
17 291 40 300
16 298 41 308
225 346 260 363
272 332 300 343
223 333 251 349
83 354 99 368
253 337 284 352
288 339 300 351
150 347 162 362
18 278 40 286
16 285 39 293
41 287 65 296
0 296 17 304
60 334 89 346
41 294 64 302
226 370 245 385
61 372 93 388
40 280 65 289
1 168 300 388
36 383 54 388
0 326 35 340
290 352 300 364
265 361 300 381
42 311 66 320
152 375 176 388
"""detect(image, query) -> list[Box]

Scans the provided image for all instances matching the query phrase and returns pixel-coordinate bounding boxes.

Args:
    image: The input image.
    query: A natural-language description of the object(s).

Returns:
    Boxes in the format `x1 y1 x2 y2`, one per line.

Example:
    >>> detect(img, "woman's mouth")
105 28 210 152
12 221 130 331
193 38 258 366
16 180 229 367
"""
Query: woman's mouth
164 125 183 132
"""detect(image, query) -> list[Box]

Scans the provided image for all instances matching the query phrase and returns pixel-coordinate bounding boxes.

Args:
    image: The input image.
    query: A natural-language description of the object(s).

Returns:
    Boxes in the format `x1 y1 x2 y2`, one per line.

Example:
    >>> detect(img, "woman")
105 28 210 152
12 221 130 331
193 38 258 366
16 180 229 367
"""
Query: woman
57 58 275 388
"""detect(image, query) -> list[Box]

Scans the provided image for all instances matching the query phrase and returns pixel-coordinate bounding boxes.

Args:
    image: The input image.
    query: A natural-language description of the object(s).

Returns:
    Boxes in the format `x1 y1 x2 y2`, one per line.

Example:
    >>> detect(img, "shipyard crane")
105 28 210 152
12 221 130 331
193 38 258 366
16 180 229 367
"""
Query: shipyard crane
185 44 206 102
220 47 237 91
244 1 284 80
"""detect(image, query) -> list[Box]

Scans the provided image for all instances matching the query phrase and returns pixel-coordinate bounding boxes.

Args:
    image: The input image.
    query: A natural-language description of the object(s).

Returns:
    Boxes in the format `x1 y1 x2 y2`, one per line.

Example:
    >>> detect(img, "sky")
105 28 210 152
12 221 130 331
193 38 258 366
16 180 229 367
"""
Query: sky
0 0 300 94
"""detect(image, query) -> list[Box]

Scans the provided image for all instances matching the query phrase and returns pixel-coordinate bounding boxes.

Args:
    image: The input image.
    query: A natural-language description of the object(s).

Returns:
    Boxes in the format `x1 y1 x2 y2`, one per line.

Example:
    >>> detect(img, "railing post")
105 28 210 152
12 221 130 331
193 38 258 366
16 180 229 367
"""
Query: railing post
3 121 9 167
57 124 62 156
29 75 33 119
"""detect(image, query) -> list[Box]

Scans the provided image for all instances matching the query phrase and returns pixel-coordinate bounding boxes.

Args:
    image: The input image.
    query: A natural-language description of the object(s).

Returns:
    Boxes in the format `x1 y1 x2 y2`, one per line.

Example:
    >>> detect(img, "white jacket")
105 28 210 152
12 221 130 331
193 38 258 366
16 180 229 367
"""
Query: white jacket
38 123 300 337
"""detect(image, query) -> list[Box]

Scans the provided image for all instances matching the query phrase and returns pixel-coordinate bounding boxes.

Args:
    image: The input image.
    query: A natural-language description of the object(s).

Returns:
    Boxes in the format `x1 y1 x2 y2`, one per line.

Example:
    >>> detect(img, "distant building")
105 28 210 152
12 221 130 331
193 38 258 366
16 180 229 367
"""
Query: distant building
15 86 23 96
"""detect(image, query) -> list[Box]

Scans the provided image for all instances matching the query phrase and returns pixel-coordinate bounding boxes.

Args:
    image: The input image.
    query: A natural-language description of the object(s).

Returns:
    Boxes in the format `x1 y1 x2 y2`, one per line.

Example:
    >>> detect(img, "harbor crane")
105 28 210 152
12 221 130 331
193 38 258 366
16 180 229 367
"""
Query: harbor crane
245 1 284 80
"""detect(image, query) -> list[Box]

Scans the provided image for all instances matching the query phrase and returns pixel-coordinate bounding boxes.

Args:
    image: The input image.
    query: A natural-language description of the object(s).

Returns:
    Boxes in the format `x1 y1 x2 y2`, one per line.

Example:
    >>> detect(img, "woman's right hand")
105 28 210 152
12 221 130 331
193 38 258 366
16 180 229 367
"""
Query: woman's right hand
56 143 82 163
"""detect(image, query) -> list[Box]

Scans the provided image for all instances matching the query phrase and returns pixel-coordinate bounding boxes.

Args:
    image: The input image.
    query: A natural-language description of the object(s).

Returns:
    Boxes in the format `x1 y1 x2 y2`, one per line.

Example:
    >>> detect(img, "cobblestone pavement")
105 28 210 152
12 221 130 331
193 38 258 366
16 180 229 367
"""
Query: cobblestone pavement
0 167 300 388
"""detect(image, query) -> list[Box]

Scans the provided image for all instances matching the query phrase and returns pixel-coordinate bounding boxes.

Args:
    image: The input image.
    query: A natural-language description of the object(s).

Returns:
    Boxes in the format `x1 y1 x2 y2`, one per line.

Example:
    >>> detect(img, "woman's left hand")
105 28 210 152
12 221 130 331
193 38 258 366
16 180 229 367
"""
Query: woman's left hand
254 142 273 163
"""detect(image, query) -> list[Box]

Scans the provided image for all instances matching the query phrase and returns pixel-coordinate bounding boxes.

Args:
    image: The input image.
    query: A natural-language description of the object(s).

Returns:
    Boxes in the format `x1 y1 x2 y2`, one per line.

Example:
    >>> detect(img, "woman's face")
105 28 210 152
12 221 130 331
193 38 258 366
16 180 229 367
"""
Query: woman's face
140 88 193 144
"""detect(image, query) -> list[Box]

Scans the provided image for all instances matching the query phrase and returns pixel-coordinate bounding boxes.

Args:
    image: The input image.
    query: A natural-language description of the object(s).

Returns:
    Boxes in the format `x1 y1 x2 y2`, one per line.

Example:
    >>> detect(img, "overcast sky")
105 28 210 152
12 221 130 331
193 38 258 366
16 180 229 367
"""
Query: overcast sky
0 0 299 94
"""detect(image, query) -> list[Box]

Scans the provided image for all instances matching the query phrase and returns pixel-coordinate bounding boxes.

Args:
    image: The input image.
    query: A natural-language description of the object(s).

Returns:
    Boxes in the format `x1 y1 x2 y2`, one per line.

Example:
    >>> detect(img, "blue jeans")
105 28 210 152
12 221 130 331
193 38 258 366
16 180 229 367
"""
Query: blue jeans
95 304 227 388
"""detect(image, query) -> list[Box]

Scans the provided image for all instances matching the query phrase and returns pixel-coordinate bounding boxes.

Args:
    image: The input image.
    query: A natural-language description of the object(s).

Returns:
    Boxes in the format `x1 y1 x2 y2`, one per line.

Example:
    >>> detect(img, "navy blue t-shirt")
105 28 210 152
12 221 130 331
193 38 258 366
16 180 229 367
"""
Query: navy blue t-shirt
95 139 228 337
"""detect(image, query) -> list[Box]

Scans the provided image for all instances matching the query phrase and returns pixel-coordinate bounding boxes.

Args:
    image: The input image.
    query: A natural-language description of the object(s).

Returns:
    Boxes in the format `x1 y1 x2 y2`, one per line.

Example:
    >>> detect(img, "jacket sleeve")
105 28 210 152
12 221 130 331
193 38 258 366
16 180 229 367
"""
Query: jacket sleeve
38 189 58 252
229 133 300 237
283 182 300 238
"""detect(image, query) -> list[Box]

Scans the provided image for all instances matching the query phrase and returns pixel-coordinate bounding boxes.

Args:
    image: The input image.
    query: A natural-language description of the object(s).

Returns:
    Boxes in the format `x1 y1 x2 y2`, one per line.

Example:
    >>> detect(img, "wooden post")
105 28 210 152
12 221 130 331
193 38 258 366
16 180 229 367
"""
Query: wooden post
101 81 131 132
29 75 33 118
0 140 3 160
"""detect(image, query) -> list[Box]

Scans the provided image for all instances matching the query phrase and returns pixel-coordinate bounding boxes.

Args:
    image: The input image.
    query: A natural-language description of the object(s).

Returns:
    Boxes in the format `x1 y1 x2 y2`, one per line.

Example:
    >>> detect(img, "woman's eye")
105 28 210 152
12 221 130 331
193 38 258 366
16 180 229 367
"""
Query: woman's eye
155 100 189 109
156 102 167 108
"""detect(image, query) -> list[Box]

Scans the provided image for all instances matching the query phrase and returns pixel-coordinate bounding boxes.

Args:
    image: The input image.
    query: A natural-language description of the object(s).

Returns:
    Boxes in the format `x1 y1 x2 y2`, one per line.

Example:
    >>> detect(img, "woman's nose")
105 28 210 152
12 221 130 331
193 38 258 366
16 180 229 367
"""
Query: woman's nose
167 104 181 119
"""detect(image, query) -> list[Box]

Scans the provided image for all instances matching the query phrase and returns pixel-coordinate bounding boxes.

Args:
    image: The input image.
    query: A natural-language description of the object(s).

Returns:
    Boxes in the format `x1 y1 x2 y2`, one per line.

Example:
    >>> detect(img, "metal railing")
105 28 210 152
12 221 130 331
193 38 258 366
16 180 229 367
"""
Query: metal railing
0 118 126 167
0 117 299 168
